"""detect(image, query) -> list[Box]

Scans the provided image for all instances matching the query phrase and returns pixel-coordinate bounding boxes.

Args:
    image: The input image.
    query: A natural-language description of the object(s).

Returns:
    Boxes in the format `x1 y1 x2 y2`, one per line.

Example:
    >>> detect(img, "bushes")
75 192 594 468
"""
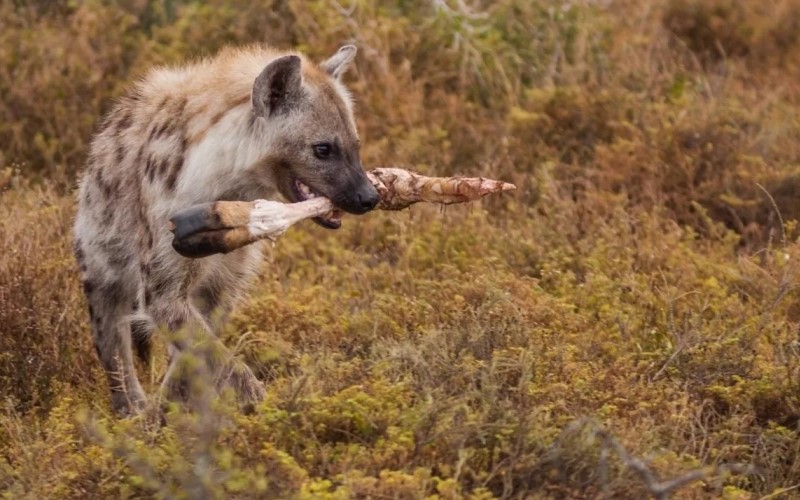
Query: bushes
5 187 799 496
3 0 800 497
0 178 95 412
663 0 800 67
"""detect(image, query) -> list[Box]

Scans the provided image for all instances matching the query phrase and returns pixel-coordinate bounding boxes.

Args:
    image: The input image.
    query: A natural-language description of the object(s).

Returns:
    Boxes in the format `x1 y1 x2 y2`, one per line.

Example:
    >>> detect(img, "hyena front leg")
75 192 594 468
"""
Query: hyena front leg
193 281 234 335
157 300 266 408
75 235 147 415
83 280 148 415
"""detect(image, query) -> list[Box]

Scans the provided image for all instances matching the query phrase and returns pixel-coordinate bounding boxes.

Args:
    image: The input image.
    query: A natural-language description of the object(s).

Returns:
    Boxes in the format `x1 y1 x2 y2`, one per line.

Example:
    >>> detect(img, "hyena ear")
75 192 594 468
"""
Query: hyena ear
252 55 303 118
320 45 357 79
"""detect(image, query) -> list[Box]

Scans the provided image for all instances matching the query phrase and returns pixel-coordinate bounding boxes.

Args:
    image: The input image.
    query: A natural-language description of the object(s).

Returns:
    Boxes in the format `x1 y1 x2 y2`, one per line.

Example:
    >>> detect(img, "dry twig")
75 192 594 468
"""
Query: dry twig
552 418 757 499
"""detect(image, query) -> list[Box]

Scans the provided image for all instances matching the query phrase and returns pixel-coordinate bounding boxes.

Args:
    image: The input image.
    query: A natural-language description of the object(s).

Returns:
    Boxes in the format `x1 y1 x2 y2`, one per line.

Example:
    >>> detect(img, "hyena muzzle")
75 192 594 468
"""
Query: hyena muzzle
73 44 379 415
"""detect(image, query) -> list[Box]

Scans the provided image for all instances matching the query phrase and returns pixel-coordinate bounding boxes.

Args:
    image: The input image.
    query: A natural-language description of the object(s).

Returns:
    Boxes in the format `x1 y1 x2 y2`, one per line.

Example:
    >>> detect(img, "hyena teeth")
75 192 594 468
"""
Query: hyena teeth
296 179 313 198
322 209 342 223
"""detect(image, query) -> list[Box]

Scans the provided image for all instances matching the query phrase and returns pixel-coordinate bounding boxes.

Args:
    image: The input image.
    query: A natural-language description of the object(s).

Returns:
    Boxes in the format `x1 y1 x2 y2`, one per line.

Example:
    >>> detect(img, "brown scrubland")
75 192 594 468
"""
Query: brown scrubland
2 0 800 497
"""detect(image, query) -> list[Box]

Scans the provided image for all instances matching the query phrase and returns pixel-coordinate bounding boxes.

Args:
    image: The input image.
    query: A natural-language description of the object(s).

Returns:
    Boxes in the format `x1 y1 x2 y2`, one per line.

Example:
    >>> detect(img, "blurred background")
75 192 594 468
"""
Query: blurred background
2 0 800 497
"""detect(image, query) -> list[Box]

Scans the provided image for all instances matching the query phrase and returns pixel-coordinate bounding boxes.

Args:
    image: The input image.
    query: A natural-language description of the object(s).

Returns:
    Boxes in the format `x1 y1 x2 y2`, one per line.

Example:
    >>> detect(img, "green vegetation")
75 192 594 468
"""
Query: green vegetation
2 0 800 497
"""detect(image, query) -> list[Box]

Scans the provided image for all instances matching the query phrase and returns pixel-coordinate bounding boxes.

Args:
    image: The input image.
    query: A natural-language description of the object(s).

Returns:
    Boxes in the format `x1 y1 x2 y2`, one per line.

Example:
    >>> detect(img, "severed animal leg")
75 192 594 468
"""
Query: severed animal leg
170 168 515 258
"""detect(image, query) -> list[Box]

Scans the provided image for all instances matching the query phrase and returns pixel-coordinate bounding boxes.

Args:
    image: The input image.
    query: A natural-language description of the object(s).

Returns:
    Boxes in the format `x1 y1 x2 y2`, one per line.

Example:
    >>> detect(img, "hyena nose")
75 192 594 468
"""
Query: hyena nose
357 185 380 212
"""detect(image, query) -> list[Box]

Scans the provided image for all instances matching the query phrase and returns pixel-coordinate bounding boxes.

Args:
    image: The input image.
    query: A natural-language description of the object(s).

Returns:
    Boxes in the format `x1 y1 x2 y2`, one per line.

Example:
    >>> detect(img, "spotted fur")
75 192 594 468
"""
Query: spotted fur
73 44 376 415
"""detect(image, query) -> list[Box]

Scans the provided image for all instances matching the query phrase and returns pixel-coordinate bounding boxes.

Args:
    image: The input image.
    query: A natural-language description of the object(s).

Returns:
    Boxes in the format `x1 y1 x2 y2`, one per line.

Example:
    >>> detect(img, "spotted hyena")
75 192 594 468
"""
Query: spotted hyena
73 45 380 415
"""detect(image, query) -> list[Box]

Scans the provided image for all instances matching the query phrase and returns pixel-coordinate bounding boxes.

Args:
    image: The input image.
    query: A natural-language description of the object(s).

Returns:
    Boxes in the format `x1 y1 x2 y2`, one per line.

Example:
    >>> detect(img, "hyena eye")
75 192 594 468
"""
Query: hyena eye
313 143 334 160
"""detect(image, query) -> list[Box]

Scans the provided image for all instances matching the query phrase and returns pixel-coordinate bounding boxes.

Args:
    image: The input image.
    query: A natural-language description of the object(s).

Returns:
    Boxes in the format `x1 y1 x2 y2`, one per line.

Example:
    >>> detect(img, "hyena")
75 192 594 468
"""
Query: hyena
73 45 379 415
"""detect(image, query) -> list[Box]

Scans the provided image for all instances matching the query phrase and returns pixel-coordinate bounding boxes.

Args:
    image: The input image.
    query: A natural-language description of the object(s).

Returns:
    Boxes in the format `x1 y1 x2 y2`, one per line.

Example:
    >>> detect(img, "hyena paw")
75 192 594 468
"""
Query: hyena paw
111 389 148 417
220 360 266 407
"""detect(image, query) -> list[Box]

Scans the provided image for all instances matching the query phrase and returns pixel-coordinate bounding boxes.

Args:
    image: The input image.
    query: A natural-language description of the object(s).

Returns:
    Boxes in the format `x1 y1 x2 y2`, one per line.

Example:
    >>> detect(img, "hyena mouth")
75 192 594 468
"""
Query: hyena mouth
292 179 343 229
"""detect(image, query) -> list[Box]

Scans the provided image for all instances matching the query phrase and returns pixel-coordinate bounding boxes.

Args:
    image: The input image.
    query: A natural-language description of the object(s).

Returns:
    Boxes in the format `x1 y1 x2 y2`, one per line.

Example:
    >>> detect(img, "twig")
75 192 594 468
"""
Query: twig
549 418 757 499
755 183 786 249
758 483 800 500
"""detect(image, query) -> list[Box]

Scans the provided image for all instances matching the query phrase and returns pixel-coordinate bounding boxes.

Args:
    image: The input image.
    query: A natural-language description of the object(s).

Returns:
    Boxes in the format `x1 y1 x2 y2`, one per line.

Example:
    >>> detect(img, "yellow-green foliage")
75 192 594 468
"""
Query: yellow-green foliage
3 0 800 498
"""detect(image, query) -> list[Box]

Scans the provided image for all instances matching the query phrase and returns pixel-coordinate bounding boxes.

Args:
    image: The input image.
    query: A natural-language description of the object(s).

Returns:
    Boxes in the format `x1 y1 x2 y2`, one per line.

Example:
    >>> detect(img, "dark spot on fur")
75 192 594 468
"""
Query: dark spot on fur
167 316 186 331
146 260 174 298
175 97 187 114
82 280 94 295
194 283 224 318
115 143 126 165
108 251 130 269
149 274 171 295
118 111 133 131
155 121 172 139
95 170 105 193
146 156 157 183
146 118 175 142
157 156 170 177
95 168 114 200
136 199 152 252
74 241 85 261
97 238 131 269
130 319 152 364
98 113 115 132
233 93 250 107
109 177 120 196
98 280 125 307
208 110 227 129
165 152 183 191
134 147 144 168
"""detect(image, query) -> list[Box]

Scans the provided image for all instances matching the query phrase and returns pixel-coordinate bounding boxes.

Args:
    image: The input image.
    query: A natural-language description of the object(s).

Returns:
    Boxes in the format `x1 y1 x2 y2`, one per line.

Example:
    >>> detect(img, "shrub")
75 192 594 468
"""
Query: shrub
3 0 800 497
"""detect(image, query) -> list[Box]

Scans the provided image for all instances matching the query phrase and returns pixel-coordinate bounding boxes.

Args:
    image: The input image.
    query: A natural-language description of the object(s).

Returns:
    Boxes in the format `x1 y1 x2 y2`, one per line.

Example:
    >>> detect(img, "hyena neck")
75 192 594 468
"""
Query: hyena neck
176 104 282 204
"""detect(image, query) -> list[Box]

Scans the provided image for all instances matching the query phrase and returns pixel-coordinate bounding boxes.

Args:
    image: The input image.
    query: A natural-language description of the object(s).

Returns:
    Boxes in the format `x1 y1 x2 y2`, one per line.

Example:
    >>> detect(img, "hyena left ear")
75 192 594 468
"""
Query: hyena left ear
321 45 357 79
252 55 303 118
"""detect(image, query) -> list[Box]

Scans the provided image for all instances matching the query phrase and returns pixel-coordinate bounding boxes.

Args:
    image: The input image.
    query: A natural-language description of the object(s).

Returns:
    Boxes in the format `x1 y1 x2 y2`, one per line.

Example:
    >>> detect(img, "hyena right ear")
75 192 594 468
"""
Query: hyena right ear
252 55 303 118
321 45 357 79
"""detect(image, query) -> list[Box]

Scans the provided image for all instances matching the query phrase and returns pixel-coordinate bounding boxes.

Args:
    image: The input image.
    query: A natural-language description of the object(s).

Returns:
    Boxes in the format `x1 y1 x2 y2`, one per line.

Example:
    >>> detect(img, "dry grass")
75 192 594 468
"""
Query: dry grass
2 0 800 497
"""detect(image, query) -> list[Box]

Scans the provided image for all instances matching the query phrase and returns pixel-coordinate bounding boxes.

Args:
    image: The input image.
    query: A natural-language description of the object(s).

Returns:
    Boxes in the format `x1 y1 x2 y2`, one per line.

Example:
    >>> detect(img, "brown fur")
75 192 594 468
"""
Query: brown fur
73 44 375 415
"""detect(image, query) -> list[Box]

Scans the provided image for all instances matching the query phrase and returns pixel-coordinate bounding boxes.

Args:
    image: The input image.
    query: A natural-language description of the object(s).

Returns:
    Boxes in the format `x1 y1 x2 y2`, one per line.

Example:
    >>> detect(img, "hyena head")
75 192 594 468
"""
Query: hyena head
251 45 379 229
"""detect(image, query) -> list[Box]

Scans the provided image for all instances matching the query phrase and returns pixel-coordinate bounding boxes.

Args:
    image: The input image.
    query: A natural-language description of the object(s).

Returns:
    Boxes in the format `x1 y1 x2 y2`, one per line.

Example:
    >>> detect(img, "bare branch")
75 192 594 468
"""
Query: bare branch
550 419 757 499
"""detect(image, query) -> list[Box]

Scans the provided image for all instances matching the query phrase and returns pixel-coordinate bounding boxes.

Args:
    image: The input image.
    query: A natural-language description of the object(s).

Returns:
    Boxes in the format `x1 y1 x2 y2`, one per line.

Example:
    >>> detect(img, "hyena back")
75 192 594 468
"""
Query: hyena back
73 44 379 415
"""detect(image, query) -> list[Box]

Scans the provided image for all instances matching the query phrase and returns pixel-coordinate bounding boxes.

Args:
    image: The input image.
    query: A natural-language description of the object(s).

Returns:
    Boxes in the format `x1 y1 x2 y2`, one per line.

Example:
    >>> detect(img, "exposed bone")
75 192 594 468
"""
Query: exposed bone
367 168 515 210
170 168 515 258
